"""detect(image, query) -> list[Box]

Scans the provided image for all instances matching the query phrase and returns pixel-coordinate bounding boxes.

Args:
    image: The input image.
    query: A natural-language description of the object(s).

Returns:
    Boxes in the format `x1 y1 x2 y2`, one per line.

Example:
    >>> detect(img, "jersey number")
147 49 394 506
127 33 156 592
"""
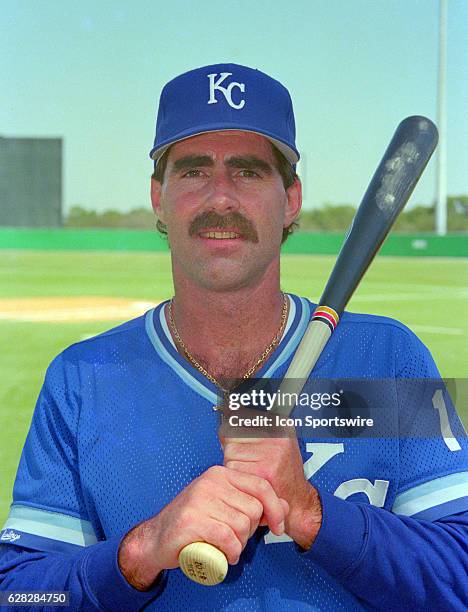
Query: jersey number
432 389 461 452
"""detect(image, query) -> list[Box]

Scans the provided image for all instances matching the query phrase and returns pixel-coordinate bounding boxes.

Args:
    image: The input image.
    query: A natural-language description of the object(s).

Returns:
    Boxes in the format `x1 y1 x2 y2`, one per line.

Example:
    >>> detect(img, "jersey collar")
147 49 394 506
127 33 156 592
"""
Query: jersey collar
145 293 311 403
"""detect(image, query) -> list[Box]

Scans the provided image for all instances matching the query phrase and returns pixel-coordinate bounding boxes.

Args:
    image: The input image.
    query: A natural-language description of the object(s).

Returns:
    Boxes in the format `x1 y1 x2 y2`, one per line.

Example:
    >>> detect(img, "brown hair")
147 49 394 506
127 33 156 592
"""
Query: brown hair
152 141 299 243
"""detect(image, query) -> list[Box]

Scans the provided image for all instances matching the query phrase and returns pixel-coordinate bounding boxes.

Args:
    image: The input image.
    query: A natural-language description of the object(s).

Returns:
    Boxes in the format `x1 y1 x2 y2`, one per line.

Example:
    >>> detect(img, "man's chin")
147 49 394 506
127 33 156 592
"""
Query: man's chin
190 262 260 293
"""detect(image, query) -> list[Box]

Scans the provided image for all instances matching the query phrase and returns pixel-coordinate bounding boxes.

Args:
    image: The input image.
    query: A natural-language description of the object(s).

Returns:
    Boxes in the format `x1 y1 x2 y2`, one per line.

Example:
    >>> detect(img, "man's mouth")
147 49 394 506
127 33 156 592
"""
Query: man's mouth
189 212 258 243
199 230 242 240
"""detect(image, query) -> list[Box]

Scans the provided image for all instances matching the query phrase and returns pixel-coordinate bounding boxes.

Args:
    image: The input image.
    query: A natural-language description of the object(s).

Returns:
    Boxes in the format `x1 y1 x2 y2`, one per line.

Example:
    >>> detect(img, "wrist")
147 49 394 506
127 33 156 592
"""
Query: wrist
287 484 322 550
118 524 164 591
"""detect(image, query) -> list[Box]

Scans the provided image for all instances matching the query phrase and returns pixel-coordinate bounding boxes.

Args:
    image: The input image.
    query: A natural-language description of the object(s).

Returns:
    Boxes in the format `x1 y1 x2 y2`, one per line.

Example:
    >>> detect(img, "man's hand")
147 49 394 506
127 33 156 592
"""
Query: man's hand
221 430 322 550
118 465 288 590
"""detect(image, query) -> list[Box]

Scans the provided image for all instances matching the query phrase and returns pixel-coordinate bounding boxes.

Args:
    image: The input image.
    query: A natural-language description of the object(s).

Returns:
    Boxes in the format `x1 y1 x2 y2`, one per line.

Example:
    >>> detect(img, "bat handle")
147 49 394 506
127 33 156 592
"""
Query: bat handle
178 542 228 586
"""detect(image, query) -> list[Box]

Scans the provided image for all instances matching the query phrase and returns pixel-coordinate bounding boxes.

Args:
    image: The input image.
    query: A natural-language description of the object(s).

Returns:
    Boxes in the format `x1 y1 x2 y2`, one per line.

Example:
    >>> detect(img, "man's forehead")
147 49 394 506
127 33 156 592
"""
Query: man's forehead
167 130 275 162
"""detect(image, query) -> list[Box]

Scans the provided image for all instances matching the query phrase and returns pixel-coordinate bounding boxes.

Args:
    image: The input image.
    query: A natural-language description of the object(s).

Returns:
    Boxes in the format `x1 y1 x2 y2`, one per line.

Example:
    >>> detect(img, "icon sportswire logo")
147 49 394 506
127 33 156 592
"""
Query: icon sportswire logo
0 529 21 542
207 72 246 109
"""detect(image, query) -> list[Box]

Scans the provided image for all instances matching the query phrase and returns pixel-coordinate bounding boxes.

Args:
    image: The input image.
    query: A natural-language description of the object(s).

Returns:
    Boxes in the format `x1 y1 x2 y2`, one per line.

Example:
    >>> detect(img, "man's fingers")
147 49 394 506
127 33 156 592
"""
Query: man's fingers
225 468 287 536
197 518 243 565
225 460 261 479
211 487 264 538
210 499 256 545
259 499 289 530
223 440 263 462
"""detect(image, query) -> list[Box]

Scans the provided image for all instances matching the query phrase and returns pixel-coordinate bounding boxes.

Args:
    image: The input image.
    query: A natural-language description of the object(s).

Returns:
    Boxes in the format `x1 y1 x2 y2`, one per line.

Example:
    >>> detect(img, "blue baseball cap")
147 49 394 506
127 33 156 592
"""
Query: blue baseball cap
149 63 299 166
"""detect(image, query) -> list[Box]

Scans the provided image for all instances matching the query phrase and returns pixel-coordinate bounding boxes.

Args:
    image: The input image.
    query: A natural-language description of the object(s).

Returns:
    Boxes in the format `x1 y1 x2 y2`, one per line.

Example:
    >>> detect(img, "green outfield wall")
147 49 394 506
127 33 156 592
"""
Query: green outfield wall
0 227 466 257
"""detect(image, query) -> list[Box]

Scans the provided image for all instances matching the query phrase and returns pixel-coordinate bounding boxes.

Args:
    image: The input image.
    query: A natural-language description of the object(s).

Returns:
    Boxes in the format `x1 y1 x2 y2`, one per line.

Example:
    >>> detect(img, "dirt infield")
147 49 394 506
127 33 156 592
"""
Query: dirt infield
0 297 159 322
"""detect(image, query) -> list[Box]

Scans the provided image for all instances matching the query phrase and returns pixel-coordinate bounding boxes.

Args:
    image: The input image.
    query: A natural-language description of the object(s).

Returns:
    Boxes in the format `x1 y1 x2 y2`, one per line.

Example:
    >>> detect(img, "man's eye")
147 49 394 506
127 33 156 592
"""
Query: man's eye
182 169 204 178
238 169 260 178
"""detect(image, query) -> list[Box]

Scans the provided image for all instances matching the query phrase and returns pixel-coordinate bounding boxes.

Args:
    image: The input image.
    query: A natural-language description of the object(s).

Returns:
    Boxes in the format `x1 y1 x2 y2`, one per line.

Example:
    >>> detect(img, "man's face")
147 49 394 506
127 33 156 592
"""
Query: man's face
151 131 301 292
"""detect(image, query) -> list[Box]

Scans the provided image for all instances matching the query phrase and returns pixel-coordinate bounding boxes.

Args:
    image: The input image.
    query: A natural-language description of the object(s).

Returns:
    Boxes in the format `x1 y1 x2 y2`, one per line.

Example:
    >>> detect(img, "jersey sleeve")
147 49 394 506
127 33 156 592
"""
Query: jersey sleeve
392 330 468 521
307 492 468 611
0 353 168 607
0 539 167 610
0 352 99 553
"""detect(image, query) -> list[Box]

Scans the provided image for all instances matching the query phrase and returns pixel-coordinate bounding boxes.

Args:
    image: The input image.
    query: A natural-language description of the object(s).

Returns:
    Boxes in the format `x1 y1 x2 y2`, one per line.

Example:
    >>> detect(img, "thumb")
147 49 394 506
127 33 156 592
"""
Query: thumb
279 498 290 517
258 499 290 531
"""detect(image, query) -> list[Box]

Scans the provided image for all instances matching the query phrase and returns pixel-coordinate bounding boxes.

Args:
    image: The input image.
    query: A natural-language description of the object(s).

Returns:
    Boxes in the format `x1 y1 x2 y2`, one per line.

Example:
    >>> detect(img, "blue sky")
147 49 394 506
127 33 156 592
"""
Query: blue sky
1 0 467 212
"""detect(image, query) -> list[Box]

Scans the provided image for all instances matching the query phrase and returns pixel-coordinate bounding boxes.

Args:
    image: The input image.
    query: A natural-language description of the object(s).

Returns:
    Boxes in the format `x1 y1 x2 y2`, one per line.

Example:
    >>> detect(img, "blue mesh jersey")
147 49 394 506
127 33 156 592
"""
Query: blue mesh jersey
2 294 468 610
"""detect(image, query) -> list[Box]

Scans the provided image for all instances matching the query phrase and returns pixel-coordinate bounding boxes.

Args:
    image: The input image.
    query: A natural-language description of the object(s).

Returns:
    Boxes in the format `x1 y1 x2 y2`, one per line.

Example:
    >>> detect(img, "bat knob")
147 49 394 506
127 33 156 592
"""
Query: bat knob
178 542 228 586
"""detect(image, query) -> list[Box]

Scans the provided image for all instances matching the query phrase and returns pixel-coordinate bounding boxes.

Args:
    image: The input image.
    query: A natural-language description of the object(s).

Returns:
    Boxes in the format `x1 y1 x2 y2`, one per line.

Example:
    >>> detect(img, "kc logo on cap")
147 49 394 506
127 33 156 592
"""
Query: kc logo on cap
207 73 246 110
149 62 299 166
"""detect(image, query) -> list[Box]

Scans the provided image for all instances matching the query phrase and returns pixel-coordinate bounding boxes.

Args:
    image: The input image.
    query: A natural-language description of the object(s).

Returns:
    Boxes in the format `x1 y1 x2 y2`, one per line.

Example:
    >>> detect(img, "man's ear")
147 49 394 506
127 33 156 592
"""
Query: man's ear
284 177 302 227
150 178 165 222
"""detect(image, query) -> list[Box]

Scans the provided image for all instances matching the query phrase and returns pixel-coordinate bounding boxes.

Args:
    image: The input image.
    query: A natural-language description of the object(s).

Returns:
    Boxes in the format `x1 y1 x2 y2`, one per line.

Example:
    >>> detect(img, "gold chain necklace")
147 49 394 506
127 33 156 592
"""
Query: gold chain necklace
168 294 288 406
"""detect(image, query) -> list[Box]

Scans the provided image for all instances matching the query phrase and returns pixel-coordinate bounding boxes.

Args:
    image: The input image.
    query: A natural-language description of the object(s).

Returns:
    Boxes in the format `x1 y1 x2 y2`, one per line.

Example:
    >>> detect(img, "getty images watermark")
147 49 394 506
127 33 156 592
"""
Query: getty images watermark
217 378 467 440
227 388 373 431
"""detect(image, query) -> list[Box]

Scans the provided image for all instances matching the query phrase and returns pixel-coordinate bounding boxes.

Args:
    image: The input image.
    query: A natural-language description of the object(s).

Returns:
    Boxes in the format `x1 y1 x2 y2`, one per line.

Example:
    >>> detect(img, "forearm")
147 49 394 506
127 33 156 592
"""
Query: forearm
0 539 165 611
306 492 468 611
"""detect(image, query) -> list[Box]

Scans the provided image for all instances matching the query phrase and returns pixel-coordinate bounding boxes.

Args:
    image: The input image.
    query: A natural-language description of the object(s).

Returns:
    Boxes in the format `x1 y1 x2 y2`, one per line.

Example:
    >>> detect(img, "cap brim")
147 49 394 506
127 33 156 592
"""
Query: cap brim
149 126 299 165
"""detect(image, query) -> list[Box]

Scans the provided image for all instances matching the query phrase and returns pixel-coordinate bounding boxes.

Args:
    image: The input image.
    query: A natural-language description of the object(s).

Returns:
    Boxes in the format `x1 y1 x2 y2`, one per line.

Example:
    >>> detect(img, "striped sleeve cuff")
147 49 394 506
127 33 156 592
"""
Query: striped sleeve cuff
392 472 468 521
1 504 97 552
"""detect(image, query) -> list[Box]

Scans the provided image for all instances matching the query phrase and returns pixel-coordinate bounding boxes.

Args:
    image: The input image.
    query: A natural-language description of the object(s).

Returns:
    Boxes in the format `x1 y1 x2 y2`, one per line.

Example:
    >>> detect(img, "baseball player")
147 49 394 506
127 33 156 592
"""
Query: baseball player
1 64 467 611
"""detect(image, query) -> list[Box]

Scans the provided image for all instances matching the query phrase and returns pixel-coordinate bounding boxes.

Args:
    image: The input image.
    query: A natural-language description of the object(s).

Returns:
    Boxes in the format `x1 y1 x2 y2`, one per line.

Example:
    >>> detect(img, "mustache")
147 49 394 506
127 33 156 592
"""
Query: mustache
189 211 259 243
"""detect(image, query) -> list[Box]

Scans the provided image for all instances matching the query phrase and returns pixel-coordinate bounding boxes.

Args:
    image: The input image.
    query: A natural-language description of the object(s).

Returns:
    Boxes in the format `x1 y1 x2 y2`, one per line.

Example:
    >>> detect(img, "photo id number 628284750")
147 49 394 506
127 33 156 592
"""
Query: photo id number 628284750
0 592 69 607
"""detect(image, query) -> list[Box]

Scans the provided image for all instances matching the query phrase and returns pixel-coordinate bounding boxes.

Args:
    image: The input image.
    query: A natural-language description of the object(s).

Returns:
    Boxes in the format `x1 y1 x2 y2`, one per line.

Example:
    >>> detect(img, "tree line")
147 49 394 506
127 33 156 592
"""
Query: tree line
65 196 468 233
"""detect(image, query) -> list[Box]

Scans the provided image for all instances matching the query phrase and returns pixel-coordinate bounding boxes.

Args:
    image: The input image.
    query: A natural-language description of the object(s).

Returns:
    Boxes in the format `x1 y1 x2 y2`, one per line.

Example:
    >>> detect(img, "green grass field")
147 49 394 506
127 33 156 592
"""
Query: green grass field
1 250 467 525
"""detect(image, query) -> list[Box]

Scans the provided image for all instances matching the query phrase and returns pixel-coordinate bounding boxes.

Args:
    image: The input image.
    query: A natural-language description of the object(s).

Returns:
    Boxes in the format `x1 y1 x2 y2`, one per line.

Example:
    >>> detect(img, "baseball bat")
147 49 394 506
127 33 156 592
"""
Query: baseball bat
178 116 438 585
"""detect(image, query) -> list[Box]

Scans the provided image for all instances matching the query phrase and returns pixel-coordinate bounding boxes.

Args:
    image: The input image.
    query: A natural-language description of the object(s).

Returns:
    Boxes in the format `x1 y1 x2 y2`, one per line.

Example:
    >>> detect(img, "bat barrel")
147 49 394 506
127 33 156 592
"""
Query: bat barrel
320 116 438 315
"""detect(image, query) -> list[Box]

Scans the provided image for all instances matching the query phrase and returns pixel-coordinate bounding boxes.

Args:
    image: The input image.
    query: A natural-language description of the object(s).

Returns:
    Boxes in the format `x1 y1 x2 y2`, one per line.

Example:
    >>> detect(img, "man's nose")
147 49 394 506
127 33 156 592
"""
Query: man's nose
205 172 240 213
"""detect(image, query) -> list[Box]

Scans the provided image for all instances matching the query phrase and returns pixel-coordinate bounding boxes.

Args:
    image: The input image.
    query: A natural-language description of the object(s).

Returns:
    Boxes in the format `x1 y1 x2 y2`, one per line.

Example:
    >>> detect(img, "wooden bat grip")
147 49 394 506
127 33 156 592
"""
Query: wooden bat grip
178 542 228 585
